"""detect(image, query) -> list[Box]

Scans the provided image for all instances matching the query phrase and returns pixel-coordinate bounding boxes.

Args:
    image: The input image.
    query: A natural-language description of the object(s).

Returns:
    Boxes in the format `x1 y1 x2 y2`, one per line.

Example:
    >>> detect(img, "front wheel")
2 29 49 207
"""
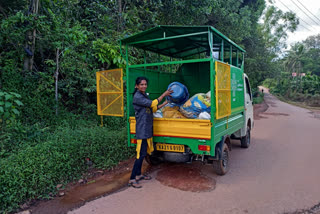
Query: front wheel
212 143 230 175
240 126 251 148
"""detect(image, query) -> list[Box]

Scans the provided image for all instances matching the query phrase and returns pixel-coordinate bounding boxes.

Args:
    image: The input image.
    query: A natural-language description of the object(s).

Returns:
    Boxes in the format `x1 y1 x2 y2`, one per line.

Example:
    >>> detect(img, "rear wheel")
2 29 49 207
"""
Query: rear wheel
240 126 251 148
213 143 230 175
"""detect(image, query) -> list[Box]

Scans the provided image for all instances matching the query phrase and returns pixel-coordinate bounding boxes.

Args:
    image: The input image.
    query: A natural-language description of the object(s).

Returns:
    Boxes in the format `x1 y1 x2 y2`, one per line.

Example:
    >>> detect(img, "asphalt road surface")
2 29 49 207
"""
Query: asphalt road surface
69 90 320 214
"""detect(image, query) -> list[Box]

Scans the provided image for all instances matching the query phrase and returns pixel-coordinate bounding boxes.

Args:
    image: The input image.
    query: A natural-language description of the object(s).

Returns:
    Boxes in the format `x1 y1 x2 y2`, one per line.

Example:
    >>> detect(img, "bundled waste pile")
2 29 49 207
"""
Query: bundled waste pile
154 82 211 120
154 105 186 119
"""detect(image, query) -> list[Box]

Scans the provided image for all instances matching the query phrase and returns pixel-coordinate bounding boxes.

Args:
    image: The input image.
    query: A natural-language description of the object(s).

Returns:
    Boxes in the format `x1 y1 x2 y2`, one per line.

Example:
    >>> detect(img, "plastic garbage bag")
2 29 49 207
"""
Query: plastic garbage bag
206 91 211 99
179 93 211 118
198 112 211 119
153 110 163 118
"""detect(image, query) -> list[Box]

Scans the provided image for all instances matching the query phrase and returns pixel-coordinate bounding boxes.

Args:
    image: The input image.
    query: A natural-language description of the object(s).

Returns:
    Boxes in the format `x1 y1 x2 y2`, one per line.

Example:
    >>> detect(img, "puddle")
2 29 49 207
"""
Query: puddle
61 171 131 205
156 163 216 192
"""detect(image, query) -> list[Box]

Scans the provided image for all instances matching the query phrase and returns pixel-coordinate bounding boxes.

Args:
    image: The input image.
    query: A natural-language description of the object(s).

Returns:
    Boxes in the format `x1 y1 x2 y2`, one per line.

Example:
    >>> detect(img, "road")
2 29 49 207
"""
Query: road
69 90 320 214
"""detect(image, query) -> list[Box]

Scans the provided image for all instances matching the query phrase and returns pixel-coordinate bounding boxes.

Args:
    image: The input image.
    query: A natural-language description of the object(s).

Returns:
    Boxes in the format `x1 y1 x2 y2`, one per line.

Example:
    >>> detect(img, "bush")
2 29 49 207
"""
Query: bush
0 91 23 129
252 87 264 104
288 92 305 102
0 124 134 213
306 94 320 107
253 91 264 104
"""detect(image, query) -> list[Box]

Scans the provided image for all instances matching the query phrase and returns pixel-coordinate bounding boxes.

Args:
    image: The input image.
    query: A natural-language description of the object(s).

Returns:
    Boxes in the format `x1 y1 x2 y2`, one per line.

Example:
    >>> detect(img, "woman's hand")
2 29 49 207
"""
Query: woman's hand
157 88 173 103
163 88 173 97
157 100 168 110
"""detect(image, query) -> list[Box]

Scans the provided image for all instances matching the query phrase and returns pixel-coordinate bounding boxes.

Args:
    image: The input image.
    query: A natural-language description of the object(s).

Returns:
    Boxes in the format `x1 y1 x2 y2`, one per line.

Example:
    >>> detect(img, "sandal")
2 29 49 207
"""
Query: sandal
128 180 142 188
136 174 152 181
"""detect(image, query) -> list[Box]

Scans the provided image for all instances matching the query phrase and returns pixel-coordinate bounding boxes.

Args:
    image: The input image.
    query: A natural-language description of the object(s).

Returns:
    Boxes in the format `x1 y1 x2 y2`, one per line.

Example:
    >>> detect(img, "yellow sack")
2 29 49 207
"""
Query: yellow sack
162 106 186 119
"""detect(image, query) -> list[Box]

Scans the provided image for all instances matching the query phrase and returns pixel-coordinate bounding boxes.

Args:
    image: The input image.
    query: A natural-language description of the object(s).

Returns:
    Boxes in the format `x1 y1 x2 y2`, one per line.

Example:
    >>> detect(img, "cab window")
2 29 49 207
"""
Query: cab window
245 77 252 101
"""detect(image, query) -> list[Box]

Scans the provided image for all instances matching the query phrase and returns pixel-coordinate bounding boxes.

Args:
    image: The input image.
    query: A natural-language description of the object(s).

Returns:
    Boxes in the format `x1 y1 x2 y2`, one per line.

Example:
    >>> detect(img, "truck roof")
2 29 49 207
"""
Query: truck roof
120 25 245 58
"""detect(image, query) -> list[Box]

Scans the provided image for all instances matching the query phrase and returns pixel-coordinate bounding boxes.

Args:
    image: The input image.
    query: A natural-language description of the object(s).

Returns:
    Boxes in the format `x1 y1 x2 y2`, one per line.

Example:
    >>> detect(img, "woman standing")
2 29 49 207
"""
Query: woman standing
129 76 172 188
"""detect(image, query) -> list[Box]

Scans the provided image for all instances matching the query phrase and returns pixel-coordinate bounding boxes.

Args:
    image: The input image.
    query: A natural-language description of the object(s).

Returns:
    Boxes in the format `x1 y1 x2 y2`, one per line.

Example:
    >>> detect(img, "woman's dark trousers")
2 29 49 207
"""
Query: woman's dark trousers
130 139 147 180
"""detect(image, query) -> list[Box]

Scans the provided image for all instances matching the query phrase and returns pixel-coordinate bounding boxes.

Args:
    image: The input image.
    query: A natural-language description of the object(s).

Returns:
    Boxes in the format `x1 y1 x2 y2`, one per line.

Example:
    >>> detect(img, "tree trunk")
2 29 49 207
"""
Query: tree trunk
0 4 7 18
117 0 122 31
0 69 2 89
23 0 39 72
55 48 60 116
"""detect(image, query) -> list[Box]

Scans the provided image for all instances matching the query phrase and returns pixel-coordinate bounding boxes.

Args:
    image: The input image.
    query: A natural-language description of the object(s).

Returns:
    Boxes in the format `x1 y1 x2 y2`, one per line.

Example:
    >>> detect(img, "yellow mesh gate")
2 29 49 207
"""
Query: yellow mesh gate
215 61 231 119
96 68 123 116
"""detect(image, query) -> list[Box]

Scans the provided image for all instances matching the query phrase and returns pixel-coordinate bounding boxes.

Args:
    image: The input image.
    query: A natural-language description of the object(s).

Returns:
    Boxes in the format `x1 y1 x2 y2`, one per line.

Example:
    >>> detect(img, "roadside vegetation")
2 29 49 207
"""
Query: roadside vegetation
253 90 265 105
263 35 320 108
0 0 317 212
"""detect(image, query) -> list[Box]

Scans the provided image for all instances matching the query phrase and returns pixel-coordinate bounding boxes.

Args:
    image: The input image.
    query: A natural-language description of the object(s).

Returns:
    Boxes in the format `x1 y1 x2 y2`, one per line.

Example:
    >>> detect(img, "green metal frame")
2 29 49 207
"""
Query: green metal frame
122 26 246 157
129 31 208 45
128 58 211 69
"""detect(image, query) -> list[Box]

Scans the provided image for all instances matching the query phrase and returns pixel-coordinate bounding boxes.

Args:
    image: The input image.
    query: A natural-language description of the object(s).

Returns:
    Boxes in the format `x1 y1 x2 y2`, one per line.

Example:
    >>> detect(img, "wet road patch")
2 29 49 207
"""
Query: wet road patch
156 164 216 192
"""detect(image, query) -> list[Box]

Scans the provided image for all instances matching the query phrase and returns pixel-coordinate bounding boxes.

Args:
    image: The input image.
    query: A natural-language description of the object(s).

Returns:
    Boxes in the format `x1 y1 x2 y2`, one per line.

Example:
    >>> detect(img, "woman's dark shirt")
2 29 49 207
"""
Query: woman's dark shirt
133 91 154 139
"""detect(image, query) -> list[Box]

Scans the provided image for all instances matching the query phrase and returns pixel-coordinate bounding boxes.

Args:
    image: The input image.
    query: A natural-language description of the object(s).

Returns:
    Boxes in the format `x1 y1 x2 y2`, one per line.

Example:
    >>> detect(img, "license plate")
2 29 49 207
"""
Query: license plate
156 143 185 152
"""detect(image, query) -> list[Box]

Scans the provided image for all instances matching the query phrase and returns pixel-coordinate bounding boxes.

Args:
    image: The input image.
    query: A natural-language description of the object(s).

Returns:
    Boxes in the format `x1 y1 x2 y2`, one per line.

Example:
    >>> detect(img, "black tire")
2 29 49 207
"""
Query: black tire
145 154 162 166
240 126 251 148
213 143 230 175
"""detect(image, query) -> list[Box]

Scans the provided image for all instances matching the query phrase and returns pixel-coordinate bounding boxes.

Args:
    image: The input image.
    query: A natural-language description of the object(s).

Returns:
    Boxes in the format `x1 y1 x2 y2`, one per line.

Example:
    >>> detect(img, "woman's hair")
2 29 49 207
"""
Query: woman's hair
133 76 148 97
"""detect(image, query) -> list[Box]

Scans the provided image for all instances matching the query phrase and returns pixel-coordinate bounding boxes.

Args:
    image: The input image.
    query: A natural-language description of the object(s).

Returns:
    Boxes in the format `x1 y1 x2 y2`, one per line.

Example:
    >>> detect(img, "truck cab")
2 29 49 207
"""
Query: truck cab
96 26 254 175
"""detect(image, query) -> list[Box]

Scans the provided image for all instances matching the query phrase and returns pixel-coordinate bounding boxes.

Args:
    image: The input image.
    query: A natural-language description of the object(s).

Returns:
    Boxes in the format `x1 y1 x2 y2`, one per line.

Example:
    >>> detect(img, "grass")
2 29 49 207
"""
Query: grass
0 117 134 213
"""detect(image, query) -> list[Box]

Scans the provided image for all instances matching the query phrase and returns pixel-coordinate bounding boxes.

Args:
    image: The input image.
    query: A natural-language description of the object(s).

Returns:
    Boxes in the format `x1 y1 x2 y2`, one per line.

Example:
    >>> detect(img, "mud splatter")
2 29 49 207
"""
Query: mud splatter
28 158 150 214
156 164 216 192
254 100 269 120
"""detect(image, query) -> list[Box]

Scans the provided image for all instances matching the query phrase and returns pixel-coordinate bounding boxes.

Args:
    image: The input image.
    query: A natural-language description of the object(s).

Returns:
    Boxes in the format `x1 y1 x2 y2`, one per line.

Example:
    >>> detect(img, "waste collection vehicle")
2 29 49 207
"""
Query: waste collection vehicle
96 26 253 175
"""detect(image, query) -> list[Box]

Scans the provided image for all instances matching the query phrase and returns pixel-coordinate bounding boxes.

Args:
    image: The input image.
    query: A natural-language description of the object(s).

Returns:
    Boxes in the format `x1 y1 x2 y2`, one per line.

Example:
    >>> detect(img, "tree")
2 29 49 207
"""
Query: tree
284 43 305 75
23 0 39 72
260 5 298 54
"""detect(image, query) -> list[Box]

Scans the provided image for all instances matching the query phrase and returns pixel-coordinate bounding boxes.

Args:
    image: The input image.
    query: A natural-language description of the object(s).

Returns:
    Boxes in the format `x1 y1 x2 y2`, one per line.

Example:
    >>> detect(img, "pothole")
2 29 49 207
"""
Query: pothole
156 164 216 192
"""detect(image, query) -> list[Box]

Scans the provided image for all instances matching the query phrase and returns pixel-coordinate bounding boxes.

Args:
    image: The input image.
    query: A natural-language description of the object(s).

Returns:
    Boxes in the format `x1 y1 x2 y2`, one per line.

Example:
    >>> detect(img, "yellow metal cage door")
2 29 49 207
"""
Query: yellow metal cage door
96 68 123 117
215 61 231 119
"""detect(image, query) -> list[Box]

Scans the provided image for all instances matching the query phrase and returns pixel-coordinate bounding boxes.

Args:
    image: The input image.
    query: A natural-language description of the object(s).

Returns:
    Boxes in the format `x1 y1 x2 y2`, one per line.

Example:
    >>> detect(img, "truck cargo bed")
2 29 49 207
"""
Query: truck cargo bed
129 117 211 140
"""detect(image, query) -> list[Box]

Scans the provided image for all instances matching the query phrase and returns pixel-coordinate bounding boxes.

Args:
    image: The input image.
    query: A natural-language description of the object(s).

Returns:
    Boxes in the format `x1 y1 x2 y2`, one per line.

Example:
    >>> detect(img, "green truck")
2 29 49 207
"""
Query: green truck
96 26 254 175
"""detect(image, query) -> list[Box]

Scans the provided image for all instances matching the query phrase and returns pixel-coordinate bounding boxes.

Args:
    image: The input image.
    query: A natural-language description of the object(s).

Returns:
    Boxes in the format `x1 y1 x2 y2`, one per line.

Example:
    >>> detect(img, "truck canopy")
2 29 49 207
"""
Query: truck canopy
120 25 245 58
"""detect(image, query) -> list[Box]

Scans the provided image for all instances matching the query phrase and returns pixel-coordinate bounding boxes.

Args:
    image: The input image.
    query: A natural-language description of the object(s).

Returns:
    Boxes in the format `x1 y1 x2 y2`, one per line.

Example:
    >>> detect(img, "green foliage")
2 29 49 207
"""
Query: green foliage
263 78 277 89
253 91 265 104
267 73 320 106
0 91 23 129
260 5 298 52
0 123 134 213
267 34 320 106
92 39 126 69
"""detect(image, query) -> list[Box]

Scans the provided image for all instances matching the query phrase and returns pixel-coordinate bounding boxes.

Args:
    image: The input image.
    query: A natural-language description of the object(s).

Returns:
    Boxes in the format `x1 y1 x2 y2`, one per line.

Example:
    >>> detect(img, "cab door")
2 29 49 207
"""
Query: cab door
244 74 253 131
96 68 124 117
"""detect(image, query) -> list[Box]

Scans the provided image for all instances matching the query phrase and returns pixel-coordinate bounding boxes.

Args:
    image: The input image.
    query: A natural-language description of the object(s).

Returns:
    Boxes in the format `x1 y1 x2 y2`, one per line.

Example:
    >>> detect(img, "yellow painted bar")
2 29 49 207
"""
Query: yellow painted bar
129 117 211 139
96 72 101 115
